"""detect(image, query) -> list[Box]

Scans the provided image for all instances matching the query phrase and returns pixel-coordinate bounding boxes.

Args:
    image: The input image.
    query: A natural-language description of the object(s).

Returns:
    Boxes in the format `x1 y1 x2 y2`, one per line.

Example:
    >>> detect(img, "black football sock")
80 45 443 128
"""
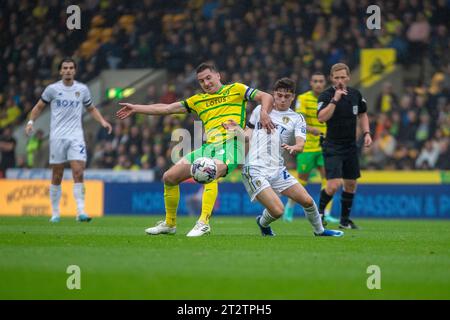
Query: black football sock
318 189 333 215
341 191 355 223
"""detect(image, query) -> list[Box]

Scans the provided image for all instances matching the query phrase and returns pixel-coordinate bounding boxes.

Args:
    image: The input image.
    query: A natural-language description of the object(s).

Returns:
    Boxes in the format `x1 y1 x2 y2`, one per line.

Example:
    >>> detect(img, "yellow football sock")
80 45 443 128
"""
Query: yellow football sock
199 179 218 224
321 179 333 214
164 184 179 227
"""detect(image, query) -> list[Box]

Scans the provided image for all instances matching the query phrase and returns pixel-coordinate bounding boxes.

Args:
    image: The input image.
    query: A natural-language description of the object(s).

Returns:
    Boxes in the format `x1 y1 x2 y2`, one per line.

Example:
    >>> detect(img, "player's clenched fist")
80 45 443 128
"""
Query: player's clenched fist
116 102 136 119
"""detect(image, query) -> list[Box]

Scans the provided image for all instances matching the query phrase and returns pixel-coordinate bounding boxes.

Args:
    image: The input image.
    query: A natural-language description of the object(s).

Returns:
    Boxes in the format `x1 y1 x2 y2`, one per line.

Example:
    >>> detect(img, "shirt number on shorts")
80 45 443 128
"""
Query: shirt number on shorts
282 170 290 180
79 145 85 154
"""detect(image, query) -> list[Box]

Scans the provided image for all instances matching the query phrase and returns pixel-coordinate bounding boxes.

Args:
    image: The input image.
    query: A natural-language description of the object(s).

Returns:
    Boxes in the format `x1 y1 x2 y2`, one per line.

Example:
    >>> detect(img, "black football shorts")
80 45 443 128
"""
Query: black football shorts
322 141 361 180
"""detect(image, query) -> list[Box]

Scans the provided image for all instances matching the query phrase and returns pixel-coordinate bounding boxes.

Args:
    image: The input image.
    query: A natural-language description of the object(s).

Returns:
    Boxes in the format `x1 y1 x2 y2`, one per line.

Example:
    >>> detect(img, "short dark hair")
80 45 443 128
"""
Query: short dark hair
58 57 77 70
196 62 218 74
273 77 296 93
311 71 325 78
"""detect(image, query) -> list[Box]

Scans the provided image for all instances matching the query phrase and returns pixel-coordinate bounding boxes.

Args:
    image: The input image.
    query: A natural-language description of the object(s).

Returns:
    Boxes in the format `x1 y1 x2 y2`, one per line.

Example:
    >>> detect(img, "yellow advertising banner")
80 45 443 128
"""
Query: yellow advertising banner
287 170 443 184
0 180 104 217
360 48 396 87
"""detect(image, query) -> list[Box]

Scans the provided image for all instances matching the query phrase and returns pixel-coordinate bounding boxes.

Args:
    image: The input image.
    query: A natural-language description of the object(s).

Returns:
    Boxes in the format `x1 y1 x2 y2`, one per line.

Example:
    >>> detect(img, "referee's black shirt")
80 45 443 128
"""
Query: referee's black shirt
317 86 367 144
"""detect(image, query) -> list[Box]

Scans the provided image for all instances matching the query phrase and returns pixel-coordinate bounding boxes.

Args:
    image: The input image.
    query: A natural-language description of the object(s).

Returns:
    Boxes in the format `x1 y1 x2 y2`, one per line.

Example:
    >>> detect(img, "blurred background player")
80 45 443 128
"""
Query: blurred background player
116 62 274 237
283 72 339 225
317 63 372 229
226 78 343 237
25 58 112 223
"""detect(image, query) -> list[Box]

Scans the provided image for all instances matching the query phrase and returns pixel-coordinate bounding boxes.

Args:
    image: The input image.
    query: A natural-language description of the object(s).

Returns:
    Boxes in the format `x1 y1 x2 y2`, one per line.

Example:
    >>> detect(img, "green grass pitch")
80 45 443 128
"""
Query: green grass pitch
0 216 449 299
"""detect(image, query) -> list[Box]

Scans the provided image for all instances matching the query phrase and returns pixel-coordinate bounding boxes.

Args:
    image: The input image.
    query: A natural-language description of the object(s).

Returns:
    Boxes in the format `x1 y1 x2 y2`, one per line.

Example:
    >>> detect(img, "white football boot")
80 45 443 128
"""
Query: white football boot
186 221 211 237
145 221 176 235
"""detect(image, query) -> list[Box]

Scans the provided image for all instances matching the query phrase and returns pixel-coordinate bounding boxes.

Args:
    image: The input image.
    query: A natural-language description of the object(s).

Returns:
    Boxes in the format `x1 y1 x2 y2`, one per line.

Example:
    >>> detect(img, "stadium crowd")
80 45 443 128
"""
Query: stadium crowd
1 0 449 177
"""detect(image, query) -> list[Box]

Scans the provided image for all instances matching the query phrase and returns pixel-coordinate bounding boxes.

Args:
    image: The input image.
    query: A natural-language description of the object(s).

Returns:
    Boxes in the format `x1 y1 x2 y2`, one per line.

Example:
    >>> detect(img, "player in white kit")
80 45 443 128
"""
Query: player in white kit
225 78 343 237
25 58 112 222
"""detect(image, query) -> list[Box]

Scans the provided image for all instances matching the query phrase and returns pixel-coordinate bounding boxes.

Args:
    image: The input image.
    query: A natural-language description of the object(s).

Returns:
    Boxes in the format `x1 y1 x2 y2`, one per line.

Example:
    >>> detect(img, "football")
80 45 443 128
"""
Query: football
190 157 217 184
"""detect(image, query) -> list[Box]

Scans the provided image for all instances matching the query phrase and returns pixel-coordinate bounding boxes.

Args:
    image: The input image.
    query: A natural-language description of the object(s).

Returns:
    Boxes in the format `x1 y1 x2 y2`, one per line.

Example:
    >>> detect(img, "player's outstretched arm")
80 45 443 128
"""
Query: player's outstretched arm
253 91 275 132
87 105 113 134
25 99 46 136
281 137 305 155
116 101 187 120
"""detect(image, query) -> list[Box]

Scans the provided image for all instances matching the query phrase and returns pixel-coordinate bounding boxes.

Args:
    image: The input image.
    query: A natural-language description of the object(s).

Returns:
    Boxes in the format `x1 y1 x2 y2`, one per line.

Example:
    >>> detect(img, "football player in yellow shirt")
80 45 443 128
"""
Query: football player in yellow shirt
283 72 339 225
117 62 274 236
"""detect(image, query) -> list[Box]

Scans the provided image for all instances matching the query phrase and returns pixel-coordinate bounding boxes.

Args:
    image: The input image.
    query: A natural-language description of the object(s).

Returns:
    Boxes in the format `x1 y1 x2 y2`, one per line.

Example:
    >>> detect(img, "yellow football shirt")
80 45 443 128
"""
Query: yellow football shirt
181 83 257 144
295 90 327 152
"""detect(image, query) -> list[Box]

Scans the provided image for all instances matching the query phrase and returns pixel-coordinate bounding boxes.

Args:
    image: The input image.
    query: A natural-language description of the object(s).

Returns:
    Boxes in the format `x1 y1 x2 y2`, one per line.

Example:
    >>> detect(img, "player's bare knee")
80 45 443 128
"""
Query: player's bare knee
272 205 284 218
216 164 228 178
163 171 178 186
328 186 338 194
344 182 357 193
327 182 340 195
52 176 63 185
73 174 84 183
52 169 63 184
301 196 314 208
72 169 84 181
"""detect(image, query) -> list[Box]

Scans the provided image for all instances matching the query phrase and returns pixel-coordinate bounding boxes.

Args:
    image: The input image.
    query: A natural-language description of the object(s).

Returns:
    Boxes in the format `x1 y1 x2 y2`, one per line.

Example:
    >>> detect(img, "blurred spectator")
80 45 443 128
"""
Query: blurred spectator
407 13 431 64
153 155 169 181
0 127 16 177
16 155 27 169
369 129 397 168
0 97 22 129
436 138 450 169
113 155 139 171
376 82 399 114
415 140 440 169
140 144 154 169
101 141 117 169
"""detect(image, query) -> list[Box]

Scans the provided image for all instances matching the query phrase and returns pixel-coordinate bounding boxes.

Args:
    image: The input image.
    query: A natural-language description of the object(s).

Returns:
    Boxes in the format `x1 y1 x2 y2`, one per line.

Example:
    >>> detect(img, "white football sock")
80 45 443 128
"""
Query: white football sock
260 209 277 227
286 198 296 209
50 184 61 217
303 202 325 234
73 183 85 215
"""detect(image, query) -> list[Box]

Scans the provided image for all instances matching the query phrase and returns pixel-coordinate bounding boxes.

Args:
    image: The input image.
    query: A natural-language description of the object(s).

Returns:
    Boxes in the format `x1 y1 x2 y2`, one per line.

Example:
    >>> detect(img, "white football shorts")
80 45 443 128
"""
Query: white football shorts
49 139 87 164
241 166 299 202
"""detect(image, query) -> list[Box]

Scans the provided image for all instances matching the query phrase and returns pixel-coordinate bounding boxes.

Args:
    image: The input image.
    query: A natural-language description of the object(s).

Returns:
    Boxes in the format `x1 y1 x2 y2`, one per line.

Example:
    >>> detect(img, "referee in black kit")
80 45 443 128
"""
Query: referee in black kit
317 63 372 229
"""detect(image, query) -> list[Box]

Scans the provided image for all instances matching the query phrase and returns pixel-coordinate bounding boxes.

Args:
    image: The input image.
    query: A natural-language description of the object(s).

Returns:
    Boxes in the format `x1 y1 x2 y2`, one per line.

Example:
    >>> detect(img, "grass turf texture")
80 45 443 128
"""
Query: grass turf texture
0 216 449 299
